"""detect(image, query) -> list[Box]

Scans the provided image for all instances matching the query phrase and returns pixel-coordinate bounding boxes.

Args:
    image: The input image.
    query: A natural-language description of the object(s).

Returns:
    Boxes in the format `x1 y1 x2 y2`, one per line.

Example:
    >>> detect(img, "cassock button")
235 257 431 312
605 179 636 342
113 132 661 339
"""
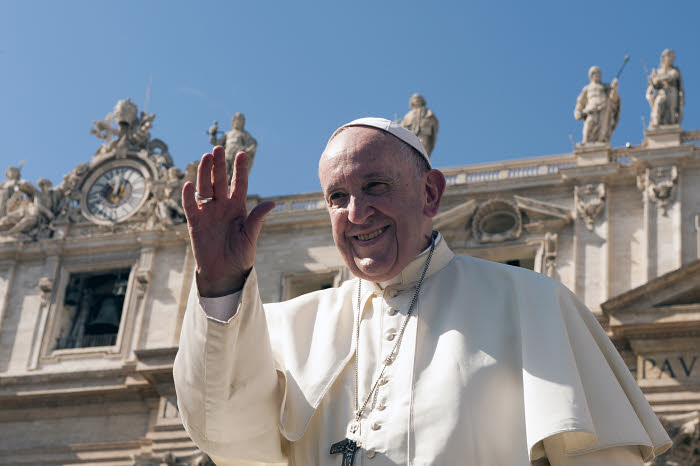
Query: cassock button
371 422 381 431
384 329 396 341
366 450 376 459
378 377 389 386
387 307 398 316
376 403 386 411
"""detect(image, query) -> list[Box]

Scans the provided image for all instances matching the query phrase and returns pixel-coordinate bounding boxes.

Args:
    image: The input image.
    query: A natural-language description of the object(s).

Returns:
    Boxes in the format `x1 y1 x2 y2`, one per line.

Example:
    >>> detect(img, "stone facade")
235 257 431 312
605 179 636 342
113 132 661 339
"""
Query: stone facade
0 96 699 464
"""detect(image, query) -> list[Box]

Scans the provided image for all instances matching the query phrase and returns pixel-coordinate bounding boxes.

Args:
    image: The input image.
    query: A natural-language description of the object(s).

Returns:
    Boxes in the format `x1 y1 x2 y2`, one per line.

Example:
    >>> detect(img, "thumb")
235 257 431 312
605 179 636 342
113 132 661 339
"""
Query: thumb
245 201 276 241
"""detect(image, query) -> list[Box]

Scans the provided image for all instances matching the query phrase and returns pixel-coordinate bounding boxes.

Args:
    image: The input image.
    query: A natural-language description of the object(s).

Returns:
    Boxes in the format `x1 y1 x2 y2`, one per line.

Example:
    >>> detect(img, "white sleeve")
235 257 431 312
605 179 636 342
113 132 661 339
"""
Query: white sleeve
174 268 287 464
199 291 241 323
544 434 645 466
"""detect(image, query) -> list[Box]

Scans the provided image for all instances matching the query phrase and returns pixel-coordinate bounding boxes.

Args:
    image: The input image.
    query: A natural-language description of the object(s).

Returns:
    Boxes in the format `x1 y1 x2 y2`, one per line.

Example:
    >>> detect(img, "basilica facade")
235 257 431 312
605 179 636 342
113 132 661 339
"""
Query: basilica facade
0 60 699 464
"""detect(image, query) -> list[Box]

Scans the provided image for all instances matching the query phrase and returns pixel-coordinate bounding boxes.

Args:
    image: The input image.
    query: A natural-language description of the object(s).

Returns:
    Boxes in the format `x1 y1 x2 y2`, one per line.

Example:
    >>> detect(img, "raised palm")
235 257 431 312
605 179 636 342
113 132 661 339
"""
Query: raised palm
182 146 275 297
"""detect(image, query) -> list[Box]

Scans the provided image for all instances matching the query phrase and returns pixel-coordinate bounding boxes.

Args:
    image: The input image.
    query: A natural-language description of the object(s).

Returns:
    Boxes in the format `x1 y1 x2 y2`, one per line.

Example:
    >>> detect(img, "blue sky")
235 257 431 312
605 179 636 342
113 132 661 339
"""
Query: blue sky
1 0 698 197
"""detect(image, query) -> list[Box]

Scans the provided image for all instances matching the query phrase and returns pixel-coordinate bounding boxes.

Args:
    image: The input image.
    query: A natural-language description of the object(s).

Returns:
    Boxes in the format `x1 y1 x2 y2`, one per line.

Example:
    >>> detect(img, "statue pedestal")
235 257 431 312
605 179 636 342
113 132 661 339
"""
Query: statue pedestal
575 143 611 166
644 125 682 149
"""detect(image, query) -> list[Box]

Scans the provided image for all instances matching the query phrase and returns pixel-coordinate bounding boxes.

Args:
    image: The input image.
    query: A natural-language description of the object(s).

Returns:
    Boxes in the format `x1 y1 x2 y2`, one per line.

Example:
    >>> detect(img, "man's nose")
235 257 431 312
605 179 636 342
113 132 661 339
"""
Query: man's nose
347 195 374 224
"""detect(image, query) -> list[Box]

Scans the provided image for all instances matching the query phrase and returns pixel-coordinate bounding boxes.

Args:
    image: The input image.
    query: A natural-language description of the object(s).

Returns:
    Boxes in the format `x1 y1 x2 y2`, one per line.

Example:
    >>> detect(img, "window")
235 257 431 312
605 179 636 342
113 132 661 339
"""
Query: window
282 268 344 301
504 258 536 270
53 268 130 350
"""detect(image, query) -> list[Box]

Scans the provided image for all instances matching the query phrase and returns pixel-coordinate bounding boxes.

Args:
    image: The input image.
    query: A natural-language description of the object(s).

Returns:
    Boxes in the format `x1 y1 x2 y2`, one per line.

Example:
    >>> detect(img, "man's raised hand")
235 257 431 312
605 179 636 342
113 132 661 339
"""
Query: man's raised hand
182 146 275 297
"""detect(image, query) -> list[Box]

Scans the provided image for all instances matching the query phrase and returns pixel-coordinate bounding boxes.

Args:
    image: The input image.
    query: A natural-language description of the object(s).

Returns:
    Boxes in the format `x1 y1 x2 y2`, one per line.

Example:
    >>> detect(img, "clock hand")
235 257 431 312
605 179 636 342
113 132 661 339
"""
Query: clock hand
112 176 122 197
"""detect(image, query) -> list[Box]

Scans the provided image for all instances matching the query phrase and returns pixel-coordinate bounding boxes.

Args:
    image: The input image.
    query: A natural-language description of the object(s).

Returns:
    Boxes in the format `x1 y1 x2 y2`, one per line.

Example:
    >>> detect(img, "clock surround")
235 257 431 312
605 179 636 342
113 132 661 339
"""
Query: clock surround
80 159 152 225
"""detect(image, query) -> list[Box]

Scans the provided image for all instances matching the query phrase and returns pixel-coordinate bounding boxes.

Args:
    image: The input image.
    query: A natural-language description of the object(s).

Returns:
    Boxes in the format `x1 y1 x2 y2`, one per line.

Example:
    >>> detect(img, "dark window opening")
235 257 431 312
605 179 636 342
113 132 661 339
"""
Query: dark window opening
55 268 130 350
503 258 535 270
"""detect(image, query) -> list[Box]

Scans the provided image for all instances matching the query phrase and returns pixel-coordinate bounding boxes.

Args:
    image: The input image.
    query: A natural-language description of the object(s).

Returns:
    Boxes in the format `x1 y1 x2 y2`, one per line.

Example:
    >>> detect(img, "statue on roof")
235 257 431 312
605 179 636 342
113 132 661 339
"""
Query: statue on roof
647 49 684 128
400 93 439 157
574 66 620 145
209 112 258 179
0 169 63 239
91 99 173 170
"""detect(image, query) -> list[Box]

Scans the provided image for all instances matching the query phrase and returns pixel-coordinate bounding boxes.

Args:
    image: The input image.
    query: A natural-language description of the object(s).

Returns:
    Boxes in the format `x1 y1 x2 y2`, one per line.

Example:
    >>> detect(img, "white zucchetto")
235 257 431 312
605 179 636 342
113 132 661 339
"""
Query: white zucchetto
329 117 432 168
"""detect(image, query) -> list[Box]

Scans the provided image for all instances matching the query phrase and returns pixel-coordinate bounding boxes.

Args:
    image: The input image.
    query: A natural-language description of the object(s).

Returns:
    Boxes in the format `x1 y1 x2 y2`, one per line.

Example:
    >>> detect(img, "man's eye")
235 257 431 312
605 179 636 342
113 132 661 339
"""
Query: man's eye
365 182 387 192
328 193 347 205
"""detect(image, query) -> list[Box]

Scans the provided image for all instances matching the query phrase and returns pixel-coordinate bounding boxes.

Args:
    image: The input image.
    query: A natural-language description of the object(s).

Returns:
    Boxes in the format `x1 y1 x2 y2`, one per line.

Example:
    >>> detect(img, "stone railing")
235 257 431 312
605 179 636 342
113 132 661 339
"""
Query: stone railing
681 129 700 146
261 148 646 215
267 194 327 214
441 153 577 186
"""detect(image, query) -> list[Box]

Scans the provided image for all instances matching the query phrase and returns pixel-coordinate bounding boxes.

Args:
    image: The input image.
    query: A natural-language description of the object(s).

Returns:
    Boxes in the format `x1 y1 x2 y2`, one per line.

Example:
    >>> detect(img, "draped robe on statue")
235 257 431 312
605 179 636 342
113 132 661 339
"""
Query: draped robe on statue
173 235 671 465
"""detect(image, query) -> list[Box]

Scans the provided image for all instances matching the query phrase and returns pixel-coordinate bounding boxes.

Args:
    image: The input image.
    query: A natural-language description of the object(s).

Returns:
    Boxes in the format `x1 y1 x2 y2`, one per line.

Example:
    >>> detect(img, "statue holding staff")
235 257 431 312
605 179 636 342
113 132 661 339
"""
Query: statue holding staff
574 66 620 144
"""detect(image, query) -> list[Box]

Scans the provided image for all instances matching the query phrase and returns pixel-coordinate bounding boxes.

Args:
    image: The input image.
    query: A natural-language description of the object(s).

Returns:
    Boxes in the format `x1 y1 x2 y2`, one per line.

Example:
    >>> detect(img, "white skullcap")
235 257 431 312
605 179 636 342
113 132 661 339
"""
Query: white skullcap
328 117 432 168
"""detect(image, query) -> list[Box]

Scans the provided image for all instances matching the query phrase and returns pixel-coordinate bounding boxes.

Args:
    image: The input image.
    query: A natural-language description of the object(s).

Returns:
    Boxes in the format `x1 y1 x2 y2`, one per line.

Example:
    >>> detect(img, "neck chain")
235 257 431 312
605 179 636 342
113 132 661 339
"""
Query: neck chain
352 236 436 422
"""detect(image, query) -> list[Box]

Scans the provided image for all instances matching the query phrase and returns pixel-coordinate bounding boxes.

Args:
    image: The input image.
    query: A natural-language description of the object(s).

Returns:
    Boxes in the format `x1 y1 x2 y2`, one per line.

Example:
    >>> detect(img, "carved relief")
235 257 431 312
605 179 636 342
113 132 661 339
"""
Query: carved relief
638 166 678 215
575 183 606 230
471 199 522 243
132 450 214 466
0 99 189 242
0 170 69 241
38 277 53 307
646 411 700 465
543 232 558 278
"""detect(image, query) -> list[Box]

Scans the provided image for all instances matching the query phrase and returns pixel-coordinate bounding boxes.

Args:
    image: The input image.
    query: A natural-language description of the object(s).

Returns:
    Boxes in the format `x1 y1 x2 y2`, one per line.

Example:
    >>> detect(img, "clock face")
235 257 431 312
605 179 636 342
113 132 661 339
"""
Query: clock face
85 165 147 222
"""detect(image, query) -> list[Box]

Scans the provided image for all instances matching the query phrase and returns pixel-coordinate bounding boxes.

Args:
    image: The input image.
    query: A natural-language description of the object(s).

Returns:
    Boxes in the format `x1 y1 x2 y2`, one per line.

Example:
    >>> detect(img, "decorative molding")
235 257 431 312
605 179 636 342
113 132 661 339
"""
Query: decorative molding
543 232 558 278
38 277 53 307
574 183 606 230
649 411 700 465
471 199 522 243
132 450 214 466
637 165 678 215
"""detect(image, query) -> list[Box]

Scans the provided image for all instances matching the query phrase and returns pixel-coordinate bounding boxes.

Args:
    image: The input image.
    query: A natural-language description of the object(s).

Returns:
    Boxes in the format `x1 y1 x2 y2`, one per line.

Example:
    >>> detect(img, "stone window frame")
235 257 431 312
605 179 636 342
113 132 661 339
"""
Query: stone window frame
281 267 345 301
36 258 140 364
457 236 555 277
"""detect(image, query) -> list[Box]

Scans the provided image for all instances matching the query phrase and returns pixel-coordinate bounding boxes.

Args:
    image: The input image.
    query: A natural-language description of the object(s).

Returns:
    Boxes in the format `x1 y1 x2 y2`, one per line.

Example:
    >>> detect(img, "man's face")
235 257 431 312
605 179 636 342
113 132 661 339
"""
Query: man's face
319 127 437 282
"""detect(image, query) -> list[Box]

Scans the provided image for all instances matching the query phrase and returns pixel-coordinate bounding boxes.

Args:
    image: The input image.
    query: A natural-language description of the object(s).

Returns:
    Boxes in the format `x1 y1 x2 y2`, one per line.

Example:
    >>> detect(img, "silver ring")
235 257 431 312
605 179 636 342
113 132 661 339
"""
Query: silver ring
195 192 214 204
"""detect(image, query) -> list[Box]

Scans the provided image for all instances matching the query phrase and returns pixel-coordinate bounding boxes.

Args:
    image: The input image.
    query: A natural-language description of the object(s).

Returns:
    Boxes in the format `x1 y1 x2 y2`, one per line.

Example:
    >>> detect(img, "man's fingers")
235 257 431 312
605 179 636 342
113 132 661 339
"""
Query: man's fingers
246 201 276 240
197 153 214 198
231 152 249 202
212 146 229 200
182 182 199 223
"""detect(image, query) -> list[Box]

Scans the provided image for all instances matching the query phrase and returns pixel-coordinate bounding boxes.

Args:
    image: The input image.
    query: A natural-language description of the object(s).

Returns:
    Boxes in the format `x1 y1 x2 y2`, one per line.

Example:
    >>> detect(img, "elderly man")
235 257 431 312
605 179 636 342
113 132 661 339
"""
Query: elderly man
174 118 670 465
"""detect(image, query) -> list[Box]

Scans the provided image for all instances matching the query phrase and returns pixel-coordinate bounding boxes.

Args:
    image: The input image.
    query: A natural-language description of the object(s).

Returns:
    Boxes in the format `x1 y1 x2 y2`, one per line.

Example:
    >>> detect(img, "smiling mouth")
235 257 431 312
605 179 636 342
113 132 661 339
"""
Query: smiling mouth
354 226 388 241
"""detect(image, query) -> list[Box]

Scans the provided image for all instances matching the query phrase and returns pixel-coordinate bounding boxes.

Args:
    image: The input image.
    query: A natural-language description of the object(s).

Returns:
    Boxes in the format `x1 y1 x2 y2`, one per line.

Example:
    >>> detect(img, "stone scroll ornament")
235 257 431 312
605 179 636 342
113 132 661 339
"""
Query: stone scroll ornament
647 49 685 129
574 183 606 230
637 166 678 216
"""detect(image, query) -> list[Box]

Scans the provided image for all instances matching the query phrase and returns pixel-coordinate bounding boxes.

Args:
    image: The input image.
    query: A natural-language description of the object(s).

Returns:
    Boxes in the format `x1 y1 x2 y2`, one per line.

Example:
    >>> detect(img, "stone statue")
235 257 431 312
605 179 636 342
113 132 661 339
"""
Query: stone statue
574 66 620 144
209 112 258 178
400 93 439 157
647 49 684 128
150 167 186 228
91 99 173 171
0 166 21 218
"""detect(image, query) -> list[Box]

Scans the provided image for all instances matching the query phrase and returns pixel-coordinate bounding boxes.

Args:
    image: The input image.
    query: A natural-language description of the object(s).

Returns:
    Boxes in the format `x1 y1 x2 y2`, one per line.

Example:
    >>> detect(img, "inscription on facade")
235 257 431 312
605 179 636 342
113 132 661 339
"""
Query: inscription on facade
640 355 699 379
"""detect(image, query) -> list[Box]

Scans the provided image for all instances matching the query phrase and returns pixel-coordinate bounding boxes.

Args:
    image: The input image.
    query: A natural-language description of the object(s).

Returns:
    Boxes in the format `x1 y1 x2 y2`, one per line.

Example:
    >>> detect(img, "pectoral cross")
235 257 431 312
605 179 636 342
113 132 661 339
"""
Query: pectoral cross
330 438 360 466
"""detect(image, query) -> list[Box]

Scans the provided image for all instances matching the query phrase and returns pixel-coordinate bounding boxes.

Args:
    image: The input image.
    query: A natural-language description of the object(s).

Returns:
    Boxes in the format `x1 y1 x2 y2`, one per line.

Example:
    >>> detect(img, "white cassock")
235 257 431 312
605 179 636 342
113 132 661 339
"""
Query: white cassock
174 234 671 465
